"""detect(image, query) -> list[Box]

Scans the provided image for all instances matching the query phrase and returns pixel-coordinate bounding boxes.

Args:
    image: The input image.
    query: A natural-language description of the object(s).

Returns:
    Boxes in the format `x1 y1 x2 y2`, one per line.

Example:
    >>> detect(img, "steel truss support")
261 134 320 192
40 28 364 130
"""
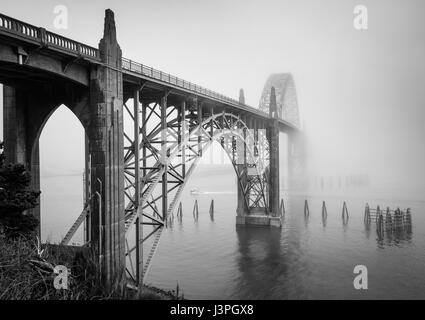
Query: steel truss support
122 93 273 286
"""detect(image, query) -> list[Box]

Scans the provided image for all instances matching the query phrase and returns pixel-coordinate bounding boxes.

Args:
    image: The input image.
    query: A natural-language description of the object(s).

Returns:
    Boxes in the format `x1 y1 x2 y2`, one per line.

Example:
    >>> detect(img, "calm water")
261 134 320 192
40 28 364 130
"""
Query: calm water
41 165 425 299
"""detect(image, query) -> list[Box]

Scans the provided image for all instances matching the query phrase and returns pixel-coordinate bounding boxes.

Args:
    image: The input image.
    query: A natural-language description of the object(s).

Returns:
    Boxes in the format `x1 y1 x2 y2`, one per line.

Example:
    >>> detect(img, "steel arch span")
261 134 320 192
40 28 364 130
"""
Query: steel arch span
259 73 300 128
122 95 273 285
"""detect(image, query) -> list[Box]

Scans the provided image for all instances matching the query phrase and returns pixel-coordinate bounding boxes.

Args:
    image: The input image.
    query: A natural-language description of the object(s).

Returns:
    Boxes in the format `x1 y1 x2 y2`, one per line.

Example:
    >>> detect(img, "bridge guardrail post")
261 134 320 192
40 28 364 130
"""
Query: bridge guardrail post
38 27 47 47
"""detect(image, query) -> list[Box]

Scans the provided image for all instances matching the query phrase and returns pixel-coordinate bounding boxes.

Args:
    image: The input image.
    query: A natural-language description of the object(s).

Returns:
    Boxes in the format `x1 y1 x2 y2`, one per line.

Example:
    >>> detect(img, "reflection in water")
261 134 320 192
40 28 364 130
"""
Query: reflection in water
342 215 349 233
322 215 327 227
374 219 413 249
42 165 425 299
235 226 285 299
364 205 414 248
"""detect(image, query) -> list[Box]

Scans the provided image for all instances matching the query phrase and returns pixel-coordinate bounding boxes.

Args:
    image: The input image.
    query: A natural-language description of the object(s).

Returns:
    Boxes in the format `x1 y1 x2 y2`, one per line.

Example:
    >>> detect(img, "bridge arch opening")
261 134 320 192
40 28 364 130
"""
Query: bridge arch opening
123 107 273 283
38 104 85 244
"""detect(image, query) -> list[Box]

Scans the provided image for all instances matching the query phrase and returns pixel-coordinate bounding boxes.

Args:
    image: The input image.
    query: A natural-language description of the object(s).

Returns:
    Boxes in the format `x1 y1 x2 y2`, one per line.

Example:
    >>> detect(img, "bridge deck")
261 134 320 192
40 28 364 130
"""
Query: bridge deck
0 12 298 132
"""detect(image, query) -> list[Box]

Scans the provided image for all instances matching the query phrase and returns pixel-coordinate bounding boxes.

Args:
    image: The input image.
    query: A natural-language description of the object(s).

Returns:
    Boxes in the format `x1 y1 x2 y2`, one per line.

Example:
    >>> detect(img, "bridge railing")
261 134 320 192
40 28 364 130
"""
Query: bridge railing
122 57 245 107
0 13 40 39
0 13 99 60
45 31 99 59
0 12 288 122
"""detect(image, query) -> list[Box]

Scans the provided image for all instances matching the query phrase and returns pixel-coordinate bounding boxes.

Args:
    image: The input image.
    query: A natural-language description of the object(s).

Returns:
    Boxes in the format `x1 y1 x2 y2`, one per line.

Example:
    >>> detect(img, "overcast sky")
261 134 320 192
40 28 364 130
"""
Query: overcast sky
1 0 424 195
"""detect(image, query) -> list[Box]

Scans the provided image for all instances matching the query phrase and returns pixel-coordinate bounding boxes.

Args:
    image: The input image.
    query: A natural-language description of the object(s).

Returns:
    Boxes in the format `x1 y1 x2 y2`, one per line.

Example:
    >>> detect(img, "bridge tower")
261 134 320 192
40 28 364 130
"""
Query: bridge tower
267 87 281 221
235 87 282 227
1 9 126 286
259 73 306 190
87 9 125 285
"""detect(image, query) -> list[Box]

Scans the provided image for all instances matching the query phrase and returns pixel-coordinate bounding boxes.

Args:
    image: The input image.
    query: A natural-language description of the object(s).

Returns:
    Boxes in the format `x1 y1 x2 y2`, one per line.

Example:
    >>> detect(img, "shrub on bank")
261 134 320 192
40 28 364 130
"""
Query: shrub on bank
0 237 175 300
0 141 179 300
0 141 40 239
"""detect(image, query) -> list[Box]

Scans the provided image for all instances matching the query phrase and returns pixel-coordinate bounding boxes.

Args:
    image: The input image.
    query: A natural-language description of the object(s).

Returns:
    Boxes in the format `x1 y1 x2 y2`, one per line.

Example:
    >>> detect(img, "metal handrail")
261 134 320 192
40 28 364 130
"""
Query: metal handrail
121 57 267 113
0 12 285 122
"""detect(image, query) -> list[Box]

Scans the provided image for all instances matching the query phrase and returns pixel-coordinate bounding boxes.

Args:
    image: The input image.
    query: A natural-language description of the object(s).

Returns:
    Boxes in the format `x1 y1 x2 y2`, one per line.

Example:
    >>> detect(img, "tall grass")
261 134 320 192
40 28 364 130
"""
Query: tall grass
0 236 176 300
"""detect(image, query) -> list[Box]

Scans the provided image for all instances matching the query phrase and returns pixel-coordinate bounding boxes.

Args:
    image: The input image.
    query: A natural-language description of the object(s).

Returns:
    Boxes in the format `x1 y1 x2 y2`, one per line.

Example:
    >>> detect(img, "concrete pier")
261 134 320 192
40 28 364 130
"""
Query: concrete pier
235 87 282 228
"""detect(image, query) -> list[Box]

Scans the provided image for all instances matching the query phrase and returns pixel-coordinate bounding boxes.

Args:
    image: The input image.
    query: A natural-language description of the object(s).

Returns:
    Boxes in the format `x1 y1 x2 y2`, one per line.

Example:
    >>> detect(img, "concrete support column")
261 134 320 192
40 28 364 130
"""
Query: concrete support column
88 9 125 286
268 87 280 220
239 89 245 104
3 85 41 225
3 86 27 164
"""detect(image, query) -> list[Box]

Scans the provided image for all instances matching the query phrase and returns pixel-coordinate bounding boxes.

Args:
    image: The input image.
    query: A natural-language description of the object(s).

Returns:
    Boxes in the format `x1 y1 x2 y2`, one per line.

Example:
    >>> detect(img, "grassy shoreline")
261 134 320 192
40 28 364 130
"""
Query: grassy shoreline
0 237 179 300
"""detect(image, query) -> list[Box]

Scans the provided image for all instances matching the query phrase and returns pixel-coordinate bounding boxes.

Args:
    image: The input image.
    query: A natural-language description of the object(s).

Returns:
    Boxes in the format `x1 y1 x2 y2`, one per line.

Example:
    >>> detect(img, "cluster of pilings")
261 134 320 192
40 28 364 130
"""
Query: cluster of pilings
167 199 216 226
304 200 349 226
168 198 286 226
364 204 412 237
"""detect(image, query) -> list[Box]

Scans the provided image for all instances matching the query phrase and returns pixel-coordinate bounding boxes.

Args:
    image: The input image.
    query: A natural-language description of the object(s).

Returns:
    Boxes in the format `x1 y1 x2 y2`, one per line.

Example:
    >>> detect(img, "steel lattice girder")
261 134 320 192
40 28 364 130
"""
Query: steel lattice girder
122 93 271 286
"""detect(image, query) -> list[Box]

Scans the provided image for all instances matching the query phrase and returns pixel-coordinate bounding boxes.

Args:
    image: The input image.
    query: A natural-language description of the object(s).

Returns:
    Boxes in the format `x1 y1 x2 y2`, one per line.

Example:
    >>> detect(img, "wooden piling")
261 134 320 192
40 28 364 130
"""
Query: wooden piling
364 203 370 224
376 212 384 240
394 208 401 229
340 201 348 226
177 202 182 218
405 208 412 232
406 208 412 224
193 199 199 219
376 212 384 232
304 200 309 218
385 207 392 231
322 201 327 218
209 199 214 220
342 201 348 219
401 209 405 226
376 205 381 223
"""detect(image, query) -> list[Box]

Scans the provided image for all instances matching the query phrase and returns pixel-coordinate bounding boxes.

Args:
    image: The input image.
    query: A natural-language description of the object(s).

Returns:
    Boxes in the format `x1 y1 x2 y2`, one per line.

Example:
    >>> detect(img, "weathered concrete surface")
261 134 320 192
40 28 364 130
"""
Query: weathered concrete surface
87 9 125 285
2 9 125 286
236 212 282 228
3 86 27 164
0 43 90 87
268 87 280 218
2 83 89 227
235 87 282 226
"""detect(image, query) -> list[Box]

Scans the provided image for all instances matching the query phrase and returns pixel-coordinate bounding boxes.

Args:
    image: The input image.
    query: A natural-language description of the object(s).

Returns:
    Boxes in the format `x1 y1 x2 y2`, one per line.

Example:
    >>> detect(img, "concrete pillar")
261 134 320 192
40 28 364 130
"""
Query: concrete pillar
239 89 245 104
3 86 27 164
268 87 280 218
3 85 41 226
87 9 125 286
